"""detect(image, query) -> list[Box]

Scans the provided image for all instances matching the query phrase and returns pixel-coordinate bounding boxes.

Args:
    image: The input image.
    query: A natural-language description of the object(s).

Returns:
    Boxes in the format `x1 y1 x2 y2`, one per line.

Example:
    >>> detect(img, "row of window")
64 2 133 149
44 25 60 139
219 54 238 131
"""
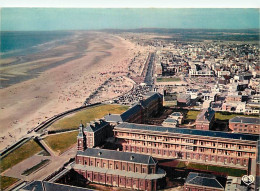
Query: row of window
87 173 150 187
124 141 255 156
77 158 150 173
119 133 255 150
124 145 254 160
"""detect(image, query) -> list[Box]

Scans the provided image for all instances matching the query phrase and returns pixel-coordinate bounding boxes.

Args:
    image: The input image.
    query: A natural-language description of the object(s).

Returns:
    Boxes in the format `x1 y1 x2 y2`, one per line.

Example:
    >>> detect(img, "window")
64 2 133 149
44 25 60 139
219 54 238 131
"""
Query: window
136 167 138 172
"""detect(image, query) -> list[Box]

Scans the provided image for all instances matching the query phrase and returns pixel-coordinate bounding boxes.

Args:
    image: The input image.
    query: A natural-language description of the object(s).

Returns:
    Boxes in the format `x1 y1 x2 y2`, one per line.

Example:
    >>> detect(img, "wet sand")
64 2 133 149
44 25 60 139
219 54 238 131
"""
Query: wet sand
0 31 148 150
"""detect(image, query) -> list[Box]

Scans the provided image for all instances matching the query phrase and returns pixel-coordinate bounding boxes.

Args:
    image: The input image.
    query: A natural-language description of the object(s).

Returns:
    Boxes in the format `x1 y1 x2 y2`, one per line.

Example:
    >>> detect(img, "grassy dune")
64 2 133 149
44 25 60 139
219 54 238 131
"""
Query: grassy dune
0 140 42 172
43 131 78 155
49 104 129 131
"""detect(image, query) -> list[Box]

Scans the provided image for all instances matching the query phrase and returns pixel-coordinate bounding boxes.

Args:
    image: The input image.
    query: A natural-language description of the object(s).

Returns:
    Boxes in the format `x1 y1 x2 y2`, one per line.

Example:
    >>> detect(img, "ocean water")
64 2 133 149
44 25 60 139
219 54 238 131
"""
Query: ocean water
0 31 82 88
0 31 72 58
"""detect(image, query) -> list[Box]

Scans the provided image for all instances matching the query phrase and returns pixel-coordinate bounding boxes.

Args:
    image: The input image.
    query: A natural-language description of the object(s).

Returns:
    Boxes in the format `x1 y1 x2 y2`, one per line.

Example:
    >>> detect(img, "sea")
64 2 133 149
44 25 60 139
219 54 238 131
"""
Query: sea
0 31 73 59
0 31 79 88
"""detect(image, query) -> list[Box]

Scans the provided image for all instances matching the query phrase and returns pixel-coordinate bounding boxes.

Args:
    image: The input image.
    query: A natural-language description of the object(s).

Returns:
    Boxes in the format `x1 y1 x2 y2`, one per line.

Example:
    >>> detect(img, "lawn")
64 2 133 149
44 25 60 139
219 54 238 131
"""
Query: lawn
215 112 257 121
43 131 79 154
49 104 129 131
157 77 181 82
0 176 19 191
186 110 200 120
187 163 247 177
22 159 50 176
0 140 42 172
185 110 256 121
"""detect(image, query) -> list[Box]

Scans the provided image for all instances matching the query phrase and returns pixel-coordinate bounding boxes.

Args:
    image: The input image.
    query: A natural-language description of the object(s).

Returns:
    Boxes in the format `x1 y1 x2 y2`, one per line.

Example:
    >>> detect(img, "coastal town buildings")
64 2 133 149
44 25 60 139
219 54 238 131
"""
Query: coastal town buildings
73 148 166 191
195 107 215 130
177 94 191 107
229 116 260 135
77 120 112 150
114 122 258 170
105 92 163 124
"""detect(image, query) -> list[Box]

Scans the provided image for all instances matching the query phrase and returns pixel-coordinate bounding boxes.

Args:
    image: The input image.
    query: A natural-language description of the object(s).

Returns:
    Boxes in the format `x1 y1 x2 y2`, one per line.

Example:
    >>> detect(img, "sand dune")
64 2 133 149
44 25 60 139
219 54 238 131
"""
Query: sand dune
0 32 148 150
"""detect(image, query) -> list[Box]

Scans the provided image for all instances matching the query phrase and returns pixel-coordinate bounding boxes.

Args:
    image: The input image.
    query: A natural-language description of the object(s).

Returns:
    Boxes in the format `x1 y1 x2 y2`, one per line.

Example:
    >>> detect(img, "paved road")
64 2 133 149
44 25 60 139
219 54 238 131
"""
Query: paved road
2 143 77 182
144 52 155 87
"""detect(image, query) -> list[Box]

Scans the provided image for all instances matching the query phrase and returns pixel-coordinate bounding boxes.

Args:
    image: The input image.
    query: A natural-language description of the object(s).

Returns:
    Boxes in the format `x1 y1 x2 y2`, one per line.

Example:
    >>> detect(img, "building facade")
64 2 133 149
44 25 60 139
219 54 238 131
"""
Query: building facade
114 122 259 170
177 94 191 107
77 120 112 150
73 148 166 191
195 107 215 130
229 116 260 135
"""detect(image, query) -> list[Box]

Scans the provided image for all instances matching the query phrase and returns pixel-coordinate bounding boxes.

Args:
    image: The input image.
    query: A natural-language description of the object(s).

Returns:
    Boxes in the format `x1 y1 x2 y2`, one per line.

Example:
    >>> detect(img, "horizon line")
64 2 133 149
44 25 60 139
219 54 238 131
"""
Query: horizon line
1 28 260 32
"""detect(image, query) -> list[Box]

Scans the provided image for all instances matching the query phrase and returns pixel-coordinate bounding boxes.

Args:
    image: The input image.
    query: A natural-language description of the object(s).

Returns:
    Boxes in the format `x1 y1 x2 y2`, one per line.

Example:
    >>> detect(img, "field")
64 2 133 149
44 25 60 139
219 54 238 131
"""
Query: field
176 161 246 177
49 104 129 131
0 139 42 172
43 131 78 154
157 77 181 82
186 110 199 120
0 176 19 191
187 163 247 177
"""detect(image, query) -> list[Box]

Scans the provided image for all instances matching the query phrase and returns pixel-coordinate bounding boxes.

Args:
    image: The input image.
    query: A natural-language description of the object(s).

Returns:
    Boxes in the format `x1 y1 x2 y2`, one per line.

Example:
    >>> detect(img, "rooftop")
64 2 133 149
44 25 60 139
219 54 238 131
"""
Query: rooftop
104 104 142 123
196 107 215 123
77 148 157 165
115 122 259 142
85 120 108 132
229 116 260 124
170 112 182 117
163 118 178 123
185 172 225 189
21 181 93 191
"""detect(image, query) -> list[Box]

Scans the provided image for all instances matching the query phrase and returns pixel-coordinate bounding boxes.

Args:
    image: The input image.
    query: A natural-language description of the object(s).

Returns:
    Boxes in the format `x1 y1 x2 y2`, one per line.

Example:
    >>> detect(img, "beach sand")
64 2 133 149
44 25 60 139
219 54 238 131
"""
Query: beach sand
0 32 148 150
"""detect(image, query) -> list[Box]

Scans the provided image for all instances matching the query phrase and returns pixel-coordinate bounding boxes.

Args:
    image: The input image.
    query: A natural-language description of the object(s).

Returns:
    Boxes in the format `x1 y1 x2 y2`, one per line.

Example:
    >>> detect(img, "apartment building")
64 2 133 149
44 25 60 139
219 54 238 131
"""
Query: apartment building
229 116 260 135
114 122 259 170
195 107 215 130
73 148 166 191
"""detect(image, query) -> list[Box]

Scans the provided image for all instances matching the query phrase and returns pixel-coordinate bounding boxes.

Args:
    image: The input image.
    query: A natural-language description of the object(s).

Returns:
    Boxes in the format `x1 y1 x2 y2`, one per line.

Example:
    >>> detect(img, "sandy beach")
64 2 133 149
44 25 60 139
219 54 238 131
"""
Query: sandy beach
0 31 148 150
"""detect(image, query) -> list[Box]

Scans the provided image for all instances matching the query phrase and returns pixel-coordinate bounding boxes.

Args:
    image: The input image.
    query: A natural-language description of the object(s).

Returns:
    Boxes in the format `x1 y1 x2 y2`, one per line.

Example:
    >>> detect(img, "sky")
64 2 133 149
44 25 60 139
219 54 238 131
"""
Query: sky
1 8 259 31
0 0 259 8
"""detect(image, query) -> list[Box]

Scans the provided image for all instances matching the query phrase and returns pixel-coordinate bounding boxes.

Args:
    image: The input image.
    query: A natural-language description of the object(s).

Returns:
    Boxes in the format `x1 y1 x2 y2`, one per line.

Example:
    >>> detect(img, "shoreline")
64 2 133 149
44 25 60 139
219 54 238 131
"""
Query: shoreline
0 31 148 150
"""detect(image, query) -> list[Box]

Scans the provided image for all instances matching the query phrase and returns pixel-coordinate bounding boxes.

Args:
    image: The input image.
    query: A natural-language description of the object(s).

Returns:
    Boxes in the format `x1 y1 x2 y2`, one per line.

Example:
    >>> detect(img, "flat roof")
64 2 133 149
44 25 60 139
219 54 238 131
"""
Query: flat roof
163 118 178 123
115 122 259 142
